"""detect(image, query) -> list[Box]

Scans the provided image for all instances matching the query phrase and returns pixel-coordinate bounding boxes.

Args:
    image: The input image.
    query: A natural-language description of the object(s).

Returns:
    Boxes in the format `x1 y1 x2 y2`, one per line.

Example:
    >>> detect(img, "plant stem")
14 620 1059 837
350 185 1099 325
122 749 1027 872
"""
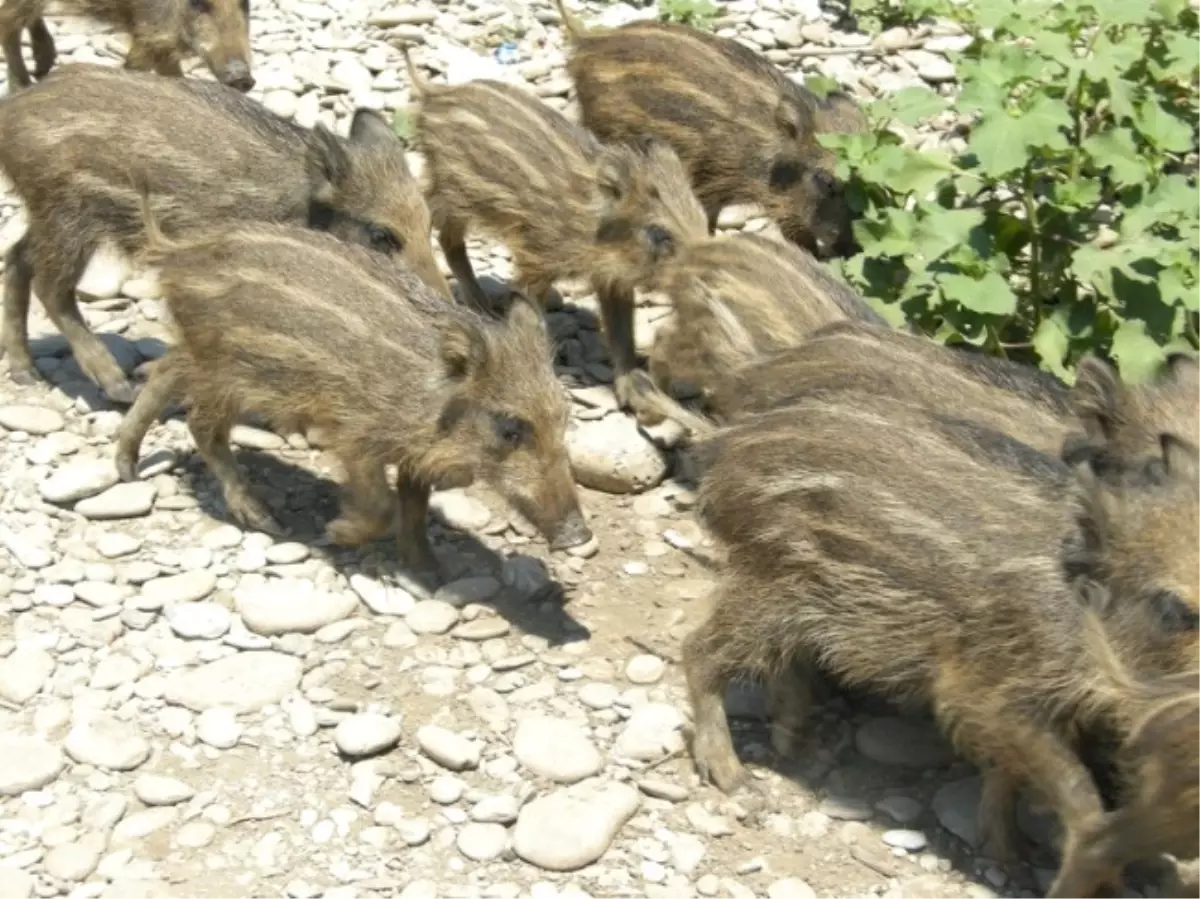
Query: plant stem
1021 165 1043 307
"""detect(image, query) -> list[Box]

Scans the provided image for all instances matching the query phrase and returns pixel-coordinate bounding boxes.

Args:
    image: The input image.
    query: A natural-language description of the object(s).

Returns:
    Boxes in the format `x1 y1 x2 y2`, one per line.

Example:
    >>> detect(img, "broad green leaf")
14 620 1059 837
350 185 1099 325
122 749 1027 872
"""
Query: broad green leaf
1087 31 1146 80
912 207 986 262
804 74 840 100
1159 265 1199 311
1033 313 1071 379
1091 0 1155 25
1054 178 1102 208
956 68 1008 115
1072 244 1117 297
969 113 1027 176
938 270 1018 315
1082 128 1145 185
1133 99 1194 152
1164 30 1200 76
1015 95 1072 150
879 146 958 196
1105 76 1137 123
391 109 414 142
884 86 947 125
865 297 909 328
1111 318 1169 383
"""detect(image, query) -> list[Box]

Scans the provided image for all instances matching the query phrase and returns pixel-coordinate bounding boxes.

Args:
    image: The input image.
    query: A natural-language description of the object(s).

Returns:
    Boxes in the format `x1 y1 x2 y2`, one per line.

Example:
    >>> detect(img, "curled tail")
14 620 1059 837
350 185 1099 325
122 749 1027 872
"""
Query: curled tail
553 0 588 42
395 42 428 98
130 171 178 268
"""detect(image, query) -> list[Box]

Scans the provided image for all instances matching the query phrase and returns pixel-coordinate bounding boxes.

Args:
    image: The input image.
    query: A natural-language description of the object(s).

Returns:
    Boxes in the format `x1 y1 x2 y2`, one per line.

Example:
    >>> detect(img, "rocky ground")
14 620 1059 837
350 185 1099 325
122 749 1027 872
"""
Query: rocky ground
0 2 1098 898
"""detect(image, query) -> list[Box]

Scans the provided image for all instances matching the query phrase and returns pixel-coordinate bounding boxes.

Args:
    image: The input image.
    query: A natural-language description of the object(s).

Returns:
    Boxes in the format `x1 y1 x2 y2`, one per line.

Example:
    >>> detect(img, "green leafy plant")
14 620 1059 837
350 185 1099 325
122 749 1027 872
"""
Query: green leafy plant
658 0 718 29
821 0 1199 383
391 108 415 144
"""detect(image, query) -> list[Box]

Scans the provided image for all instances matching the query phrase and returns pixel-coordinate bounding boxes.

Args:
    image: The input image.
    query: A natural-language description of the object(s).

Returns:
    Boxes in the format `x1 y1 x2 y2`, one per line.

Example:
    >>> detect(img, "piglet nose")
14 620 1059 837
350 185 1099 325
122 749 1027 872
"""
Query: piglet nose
222 61 254 92
646 224 673 255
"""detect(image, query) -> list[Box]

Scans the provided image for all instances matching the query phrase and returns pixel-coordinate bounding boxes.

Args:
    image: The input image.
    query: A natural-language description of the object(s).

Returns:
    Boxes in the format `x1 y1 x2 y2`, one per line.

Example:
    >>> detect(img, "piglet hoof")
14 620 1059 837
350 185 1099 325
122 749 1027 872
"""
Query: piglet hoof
690 734 750 795
7 365 39 388
102 379 140 406
115 448 139 484
31 44 55 78
226 494 285 537
617 370 668 427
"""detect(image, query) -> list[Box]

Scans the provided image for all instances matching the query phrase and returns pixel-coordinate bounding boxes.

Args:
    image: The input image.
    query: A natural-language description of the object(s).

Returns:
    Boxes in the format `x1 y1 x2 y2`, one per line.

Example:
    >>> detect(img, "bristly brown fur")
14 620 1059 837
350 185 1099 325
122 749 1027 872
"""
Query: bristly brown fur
114 222 592 581
681 352 1198 888
404 47 707 421
0 0 253 92
1048 612 1199 897
556 0 868 259
0 63 447 404
643 232 885 423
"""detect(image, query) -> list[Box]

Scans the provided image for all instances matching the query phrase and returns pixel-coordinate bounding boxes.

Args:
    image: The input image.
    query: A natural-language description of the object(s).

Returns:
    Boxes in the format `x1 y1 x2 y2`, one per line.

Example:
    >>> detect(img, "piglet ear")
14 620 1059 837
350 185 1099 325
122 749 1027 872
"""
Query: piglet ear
306 124 350 202
438 319 489 380
774 94 814 141
349 108 399 149
1070 355 1124 444
1161 433 1200 482
595 147 631 201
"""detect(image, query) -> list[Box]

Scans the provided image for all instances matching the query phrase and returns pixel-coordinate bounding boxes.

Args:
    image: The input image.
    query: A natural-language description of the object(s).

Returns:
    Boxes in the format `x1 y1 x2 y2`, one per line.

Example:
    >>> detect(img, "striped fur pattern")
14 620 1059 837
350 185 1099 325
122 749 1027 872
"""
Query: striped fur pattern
114 223 590 580
0 0 253 92
557 0 867 259
404 48 707 420
0 63 446 404
714 318 1074 435
682 354 1198 883
645 233 885 416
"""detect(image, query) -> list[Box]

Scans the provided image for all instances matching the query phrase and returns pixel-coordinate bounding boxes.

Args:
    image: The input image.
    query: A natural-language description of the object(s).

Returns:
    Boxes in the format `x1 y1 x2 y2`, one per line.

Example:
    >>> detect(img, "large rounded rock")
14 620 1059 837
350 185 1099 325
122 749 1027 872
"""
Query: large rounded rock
0 733 65 795
164 651 302 712
567 416 667 494
513 716 602 784
64 714 150 771
513 780 641 871
234 578 358 636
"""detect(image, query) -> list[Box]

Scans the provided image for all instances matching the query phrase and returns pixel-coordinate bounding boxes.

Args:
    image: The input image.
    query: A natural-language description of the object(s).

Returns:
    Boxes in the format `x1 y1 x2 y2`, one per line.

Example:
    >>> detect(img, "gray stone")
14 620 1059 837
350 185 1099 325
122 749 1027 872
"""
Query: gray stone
0 404 65 435
567 416 667 494
613 703 686 761
456 822 508 861
335 713 402 758
0 870 34 899
0 733 65 795
65 714 150 770
932 776 981 848
767 879 817 899
624 654 665 685
42 835 104 882
856 716 954 768
0 645 55 704
349 573 415 617
435 576 501 607
469 795 520 825
164 651 302 712
74 482 157 519
196 707 242 749
883 829 929 851
513 780 641 871
431 490 491 531
133 773 195 806
139 571 217 609
165 601 231 640
39 459 119 504
416 724 480 771
235 578 358 635
406 599 459 635
514 716 602 784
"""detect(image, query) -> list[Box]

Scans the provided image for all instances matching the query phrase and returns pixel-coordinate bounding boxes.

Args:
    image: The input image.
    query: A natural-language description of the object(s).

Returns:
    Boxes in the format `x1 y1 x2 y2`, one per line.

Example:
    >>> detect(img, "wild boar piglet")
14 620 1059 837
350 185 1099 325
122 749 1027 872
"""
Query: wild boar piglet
0 64 446 404
404 46 707 420
683 352 1198 891
1049 617 1198 899
114 222 591 581
0 0 253 92
641 232 884 424
556 0 868 258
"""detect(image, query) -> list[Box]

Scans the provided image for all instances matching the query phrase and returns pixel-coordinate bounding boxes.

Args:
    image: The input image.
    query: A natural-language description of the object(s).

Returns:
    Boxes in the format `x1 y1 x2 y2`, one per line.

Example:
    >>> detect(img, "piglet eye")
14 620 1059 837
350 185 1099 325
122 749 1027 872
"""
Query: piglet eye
493 414 529 447
367 225 402 254
189 0 210 12
1150 588 1199 635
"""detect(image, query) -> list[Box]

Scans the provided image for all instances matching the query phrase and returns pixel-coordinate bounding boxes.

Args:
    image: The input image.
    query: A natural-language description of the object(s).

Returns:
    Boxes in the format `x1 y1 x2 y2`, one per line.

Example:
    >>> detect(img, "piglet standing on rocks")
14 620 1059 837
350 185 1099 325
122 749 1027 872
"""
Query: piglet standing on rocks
0 0 254 92
555 0 868 259
401 45 708 424
0 64 448 404
683 351 1198 892
115 214 593 584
